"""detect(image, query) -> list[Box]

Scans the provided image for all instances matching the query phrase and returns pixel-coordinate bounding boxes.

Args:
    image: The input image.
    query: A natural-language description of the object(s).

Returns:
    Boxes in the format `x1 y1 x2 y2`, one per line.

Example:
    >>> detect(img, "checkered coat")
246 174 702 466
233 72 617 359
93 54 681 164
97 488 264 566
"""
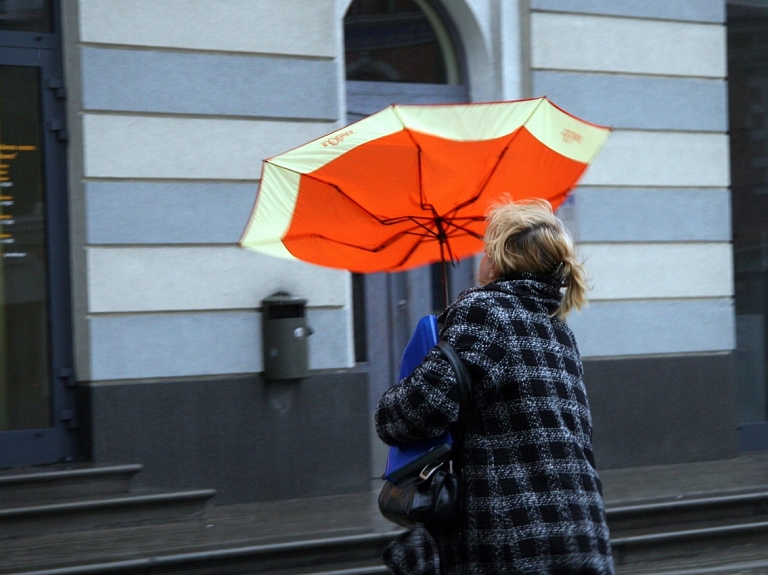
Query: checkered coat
376 273 615 575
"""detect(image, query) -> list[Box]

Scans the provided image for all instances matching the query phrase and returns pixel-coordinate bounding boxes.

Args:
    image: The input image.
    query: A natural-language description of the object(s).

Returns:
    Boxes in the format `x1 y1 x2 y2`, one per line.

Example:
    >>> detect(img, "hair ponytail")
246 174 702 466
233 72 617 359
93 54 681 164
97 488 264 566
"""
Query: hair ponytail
558 253 588 319
484 198 589 319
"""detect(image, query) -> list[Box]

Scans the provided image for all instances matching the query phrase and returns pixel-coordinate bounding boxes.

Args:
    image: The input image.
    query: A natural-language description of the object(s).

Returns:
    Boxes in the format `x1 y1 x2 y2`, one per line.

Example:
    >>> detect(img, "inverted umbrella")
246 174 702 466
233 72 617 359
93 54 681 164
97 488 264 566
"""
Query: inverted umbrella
240 97 610 300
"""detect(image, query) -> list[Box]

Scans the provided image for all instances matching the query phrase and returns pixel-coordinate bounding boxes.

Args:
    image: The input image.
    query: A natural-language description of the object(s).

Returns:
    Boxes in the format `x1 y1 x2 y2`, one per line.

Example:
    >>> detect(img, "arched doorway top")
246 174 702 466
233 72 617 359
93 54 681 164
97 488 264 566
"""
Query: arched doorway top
344 0 463 85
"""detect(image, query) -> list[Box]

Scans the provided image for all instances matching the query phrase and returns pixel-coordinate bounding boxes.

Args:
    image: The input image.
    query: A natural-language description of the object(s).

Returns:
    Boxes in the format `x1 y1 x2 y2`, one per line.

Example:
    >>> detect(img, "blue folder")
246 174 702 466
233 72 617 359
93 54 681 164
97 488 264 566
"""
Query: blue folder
382 315 453 482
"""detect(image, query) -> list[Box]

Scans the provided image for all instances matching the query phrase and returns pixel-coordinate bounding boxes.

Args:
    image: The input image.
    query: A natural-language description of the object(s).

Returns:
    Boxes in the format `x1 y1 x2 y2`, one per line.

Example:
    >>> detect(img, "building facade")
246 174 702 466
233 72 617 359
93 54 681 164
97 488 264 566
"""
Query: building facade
0 0 754 505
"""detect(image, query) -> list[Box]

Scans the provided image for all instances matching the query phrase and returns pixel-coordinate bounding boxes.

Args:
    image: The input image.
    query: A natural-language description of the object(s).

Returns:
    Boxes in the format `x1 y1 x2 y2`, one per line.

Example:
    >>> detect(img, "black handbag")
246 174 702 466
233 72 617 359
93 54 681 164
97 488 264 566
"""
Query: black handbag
378 340 471 531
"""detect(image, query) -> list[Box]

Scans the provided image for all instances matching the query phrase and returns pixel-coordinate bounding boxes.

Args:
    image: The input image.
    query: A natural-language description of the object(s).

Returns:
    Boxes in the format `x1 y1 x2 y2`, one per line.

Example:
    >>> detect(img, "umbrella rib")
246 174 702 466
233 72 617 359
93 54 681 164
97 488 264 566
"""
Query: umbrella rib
267 142 479 245
285 214 481 257
393 236 430 270
380 214 485 245
390 107 433 213
548 187 573 206
428 97 550 213
266 163 399 226
441 218 484 240
285 231 422 255
297 175 489 235
468 98 548 204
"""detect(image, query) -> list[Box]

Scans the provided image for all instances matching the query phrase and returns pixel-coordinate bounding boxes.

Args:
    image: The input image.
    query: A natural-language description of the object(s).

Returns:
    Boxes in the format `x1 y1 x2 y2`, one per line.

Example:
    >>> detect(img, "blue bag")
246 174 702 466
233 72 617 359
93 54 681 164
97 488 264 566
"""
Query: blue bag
382 315 453 482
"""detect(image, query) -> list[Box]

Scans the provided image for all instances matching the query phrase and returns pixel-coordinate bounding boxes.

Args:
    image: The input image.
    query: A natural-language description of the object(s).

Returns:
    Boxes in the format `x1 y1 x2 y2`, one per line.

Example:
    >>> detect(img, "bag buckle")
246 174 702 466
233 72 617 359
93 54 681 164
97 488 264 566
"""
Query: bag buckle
419 459 445 481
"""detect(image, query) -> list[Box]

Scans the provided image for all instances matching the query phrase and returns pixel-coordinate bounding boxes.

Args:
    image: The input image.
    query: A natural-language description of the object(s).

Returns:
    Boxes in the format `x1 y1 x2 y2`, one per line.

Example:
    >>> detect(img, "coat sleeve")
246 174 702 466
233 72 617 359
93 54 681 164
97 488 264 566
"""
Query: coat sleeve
374 344 460 445
374 291 504 446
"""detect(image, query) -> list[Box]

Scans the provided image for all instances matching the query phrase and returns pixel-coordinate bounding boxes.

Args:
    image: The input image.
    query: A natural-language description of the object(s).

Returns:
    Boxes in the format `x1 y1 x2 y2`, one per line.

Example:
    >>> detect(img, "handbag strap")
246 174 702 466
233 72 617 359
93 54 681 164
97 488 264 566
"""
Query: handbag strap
436 341 472 446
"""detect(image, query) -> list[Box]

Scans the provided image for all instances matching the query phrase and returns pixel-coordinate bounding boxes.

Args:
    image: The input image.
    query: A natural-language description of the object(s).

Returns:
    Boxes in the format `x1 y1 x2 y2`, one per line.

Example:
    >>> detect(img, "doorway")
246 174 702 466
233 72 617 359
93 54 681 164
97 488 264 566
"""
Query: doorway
343 0 473 475
0 0 77 467
728 0 768 449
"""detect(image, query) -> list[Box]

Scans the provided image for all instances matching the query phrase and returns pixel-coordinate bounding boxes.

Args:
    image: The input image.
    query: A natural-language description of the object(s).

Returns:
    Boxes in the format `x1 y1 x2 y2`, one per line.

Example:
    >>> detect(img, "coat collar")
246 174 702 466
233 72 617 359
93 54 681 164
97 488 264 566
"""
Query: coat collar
441 273 563 319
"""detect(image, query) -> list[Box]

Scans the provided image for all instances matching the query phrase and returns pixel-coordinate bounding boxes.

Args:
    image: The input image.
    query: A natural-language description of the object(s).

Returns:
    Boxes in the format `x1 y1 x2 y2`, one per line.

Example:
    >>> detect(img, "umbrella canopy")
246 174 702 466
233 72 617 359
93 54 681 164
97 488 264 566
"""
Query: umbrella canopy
239 97 610 273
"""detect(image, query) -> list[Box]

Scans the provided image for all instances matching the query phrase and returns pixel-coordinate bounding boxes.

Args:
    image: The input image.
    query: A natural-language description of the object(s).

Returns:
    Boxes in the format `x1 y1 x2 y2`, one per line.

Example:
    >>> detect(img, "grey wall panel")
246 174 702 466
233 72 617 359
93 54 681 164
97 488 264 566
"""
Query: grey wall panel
90 309 350 380
90 312 260 380
79 0 338 57
584 353 736 469
531 0 725 23
561 188 731 243
86 182 256 244
81 47 338 119
579 131 729 188
533 71 727 132
532 14 726 79
569 298 735 357
82 114 335 180
87 372 370 504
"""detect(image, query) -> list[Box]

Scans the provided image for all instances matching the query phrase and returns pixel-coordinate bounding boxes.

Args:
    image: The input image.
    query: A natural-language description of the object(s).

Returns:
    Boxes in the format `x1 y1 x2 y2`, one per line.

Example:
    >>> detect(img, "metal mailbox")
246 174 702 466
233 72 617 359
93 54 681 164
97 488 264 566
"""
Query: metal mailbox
261 292 311 380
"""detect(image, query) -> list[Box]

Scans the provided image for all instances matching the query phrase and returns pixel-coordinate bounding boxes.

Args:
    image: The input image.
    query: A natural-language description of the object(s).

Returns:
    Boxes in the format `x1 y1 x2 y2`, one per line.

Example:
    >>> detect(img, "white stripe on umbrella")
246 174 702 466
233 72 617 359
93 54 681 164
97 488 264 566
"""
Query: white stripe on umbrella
392 98 542 141
525 99 611 164
268 108 404 174
240 162 301 259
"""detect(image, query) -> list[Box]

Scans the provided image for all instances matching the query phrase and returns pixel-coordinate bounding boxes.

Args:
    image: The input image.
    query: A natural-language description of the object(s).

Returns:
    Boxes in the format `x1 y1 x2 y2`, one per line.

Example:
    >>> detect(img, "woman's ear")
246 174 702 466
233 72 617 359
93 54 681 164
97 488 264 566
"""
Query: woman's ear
478 254 498 285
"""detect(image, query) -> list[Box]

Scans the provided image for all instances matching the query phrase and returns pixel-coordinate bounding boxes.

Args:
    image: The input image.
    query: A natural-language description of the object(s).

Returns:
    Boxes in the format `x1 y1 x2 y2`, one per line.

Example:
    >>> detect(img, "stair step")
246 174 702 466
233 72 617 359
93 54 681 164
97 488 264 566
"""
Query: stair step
623 558 768 575
0 464 144 505
618 545 768 575
607 488 768 536
612 518 768 569
1 531 397 575
308 568 390 575
0 489 217 539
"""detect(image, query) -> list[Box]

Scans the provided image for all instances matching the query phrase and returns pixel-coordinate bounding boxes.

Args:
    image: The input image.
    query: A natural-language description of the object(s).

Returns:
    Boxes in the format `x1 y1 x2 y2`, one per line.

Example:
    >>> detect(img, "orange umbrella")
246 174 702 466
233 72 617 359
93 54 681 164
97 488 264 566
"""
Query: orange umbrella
240 97 610 277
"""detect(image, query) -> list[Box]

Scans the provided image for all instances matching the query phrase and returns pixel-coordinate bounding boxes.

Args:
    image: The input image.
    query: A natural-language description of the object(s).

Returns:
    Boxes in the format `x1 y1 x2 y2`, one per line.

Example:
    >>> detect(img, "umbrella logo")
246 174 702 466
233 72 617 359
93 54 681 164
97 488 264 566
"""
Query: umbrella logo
322 130 355 147
561 129 584 144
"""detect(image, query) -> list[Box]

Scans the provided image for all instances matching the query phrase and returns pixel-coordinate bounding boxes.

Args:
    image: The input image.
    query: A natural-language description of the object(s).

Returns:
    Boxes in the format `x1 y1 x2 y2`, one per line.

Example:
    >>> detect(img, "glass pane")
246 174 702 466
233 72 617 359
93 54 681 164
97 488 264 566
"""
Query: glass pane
0 0 52 33
729 3 768 423
345 0 448 83
0 64 50 430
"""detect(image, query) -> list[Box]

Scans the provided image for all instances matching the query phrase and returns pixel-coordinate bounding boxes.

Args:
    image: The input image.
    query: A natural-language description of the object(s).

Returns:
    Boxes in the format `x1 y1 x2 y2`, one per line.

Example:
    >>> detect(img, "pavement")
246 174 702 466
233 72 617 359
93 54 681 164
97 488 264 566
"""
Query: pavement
599 451 768 504
3 452 768 573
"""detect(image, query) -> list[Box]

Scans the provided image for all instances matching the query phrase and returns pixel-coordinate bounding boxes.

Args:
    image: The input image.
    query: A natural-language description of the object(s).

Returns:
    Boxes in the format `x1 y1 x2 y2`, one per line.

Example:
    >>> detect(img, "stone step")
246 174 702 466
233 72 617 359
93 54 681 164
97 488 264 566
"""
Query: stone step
619 550 768 575
0 464 144 505
1 531 397 575
0 488 217 539
606 487 768 536
613 518 768 571
9 482 768 575
630 559 768 575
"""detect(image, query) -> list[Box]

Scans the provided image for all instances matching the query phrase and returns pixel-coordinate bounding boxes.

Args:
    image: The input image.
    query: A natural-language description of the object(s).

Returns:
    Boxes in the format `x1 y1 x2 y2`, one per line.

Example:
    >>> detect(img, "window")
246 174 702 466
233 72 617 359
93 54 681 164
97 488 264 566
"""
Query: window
728 1 768 448
0 0 77 466
0 64 50 430
345 0 460 84
0 0 52 33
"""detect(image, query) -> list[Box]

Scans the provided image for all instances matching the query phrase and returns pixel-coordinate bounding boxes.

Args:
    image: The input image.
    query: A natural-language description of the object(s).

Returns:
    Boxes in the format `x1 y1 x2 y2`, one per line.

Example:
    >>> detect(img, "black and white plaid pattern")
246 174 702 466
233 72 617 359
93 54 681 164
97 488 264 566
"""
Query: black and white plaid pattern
383 524 440 575
376 273 615 575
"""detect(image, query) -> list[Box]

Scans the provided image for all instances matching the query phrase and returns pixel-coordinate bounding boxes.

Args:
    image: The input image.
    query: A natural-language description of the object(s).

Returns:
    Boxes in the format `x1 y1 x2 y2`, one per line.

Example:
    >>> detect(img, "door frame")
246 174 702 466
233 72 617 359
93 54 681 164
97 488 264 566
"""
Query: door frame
0 1 78 467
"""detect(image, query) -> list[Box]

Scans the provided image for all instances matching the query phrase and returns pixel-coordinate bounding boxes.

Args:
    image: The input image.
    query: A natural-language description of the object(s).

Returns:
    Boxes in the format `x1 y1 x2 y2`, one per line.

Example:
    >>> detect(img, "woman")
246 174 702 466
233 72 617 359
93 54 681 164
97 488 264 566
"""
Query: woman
375 199 614 574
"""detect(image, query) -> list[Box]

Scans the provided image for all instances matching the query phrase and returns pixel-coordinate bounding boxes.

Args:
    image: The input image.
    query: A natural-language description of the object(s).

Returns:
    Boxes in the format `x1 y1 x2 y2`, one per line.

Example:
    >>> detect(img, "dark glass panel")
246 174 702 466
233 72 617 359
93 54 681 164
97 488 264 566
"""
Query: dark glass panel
728 3 768 422
0 0 52 33
345 0 447 83
0 64 50 430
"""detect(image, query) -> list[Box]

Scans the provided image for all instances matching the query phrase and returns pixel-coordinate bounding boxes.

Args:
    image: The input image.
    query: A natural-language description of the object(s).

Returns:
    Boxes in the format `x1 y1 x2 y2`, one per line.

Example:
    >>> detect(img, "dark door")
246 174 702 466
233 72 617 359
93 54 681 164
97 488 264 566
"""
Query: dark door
346 81 474 411
0 0 77 467
343 0 472 413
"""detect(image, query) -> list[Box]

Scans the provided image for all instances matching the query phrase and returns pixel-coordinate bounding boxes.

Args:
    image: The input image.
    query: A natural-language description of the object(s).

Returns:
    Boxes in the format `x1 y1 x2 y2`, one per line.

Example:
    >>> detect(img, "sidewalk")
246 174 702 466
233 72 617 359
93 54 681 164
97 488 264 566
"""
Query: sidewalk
600 451 768 504
3 453 768 573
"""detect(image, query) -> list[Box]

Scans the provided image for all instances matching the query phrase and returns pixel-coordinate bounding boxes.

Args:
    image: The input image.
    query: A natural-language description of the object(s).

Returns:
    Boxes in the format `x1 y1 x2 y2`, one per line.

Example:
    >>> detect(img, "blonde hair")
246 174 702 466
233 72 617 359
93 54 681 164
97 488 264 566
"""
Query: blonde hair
484 198 588 319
